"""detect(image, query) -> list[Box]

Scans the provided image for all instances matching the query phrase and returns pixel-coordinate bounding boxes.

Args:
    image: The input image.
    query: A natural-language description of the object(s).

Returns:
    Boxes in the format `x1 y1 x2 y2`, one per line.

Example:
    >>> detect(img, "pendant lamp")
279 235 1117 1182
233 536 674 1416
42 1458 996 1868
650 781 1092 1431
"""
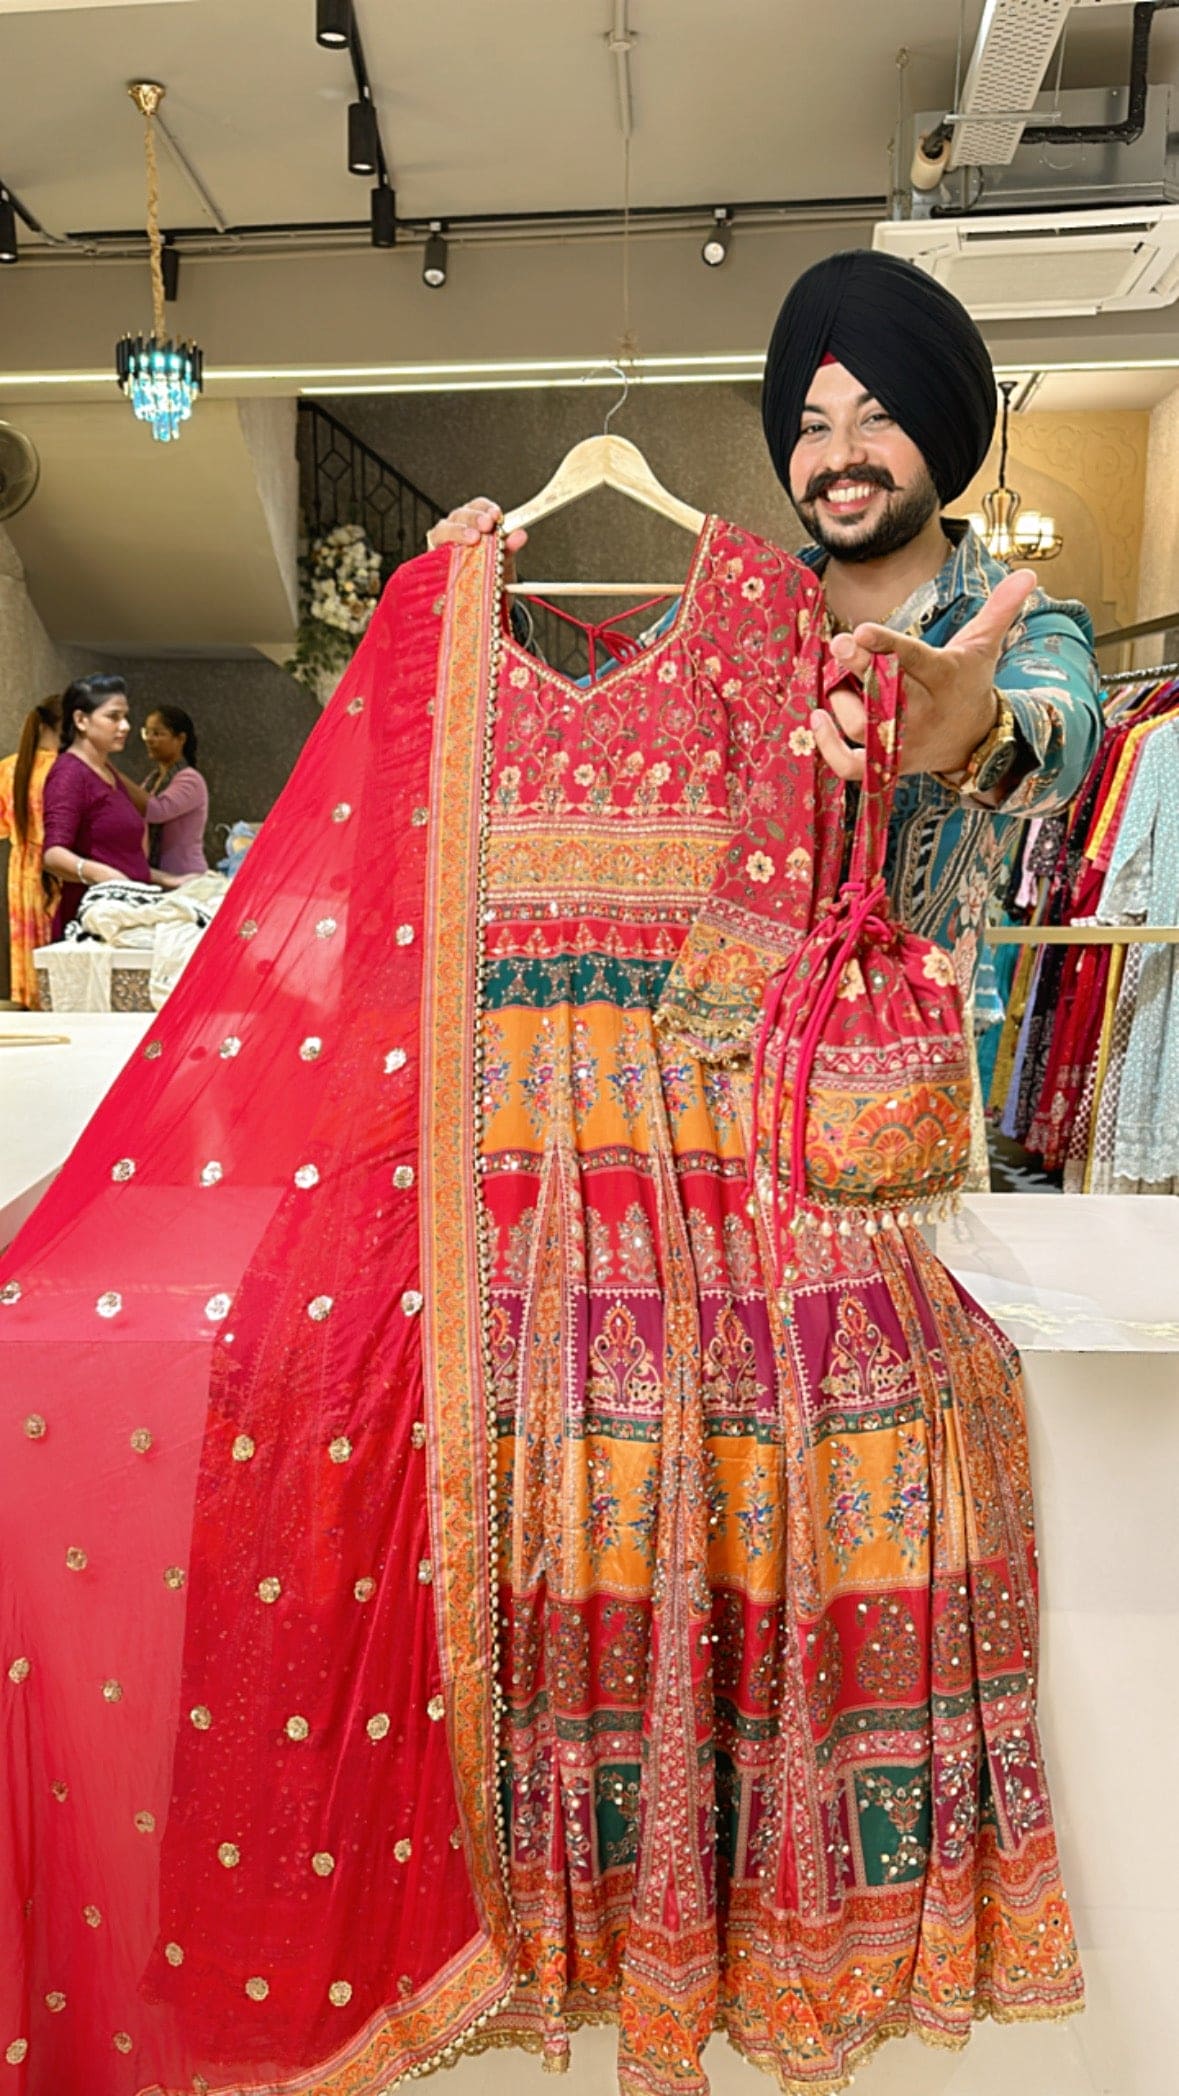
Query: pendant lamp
968 381 1062 565
115 83 204 444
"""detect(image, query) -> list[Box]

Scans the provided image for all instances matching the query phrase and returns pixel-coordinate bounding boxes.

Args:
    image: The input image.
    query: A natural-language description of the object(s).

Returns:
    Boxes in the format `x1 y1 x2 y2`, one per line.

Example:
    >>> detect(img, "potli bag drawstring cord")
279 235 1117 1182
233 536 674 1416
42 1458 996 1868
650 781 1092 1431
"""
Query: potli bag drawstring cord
746 875 890 1284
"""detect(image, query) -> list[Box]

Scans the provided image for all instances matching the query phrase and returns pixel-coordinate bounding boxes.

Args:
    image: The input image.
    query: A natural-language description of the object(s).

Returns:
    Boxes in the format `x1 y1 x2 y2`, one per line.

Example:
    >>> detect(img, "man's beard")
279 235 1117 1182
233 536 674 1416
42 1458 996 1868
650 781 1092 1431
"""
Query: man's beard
792 463 940 565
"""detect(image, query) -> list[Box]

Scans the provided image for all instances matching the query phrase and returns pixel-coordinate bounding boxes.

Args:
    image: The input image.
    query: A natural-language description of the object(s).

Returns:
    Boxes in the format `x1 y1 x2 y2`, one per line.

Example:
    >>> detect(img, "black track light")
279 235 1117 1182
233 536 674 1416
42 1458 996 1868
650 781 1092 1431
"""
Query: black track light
161 239 180 302
0 190 18 266
316 0 351 49
422 221 447 289
370 184 396 249
347 97 379 176
701 207 732 268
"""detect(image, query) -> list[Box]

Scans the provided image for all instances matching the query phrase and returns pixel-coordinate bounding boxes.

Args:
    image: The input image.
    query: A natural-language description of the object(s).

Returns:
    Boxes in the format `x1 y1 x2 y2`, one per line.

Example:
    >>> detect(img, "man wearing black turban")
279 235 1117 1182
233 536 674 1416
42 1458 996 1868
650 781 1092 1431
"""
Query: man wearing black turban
760 246 1085 794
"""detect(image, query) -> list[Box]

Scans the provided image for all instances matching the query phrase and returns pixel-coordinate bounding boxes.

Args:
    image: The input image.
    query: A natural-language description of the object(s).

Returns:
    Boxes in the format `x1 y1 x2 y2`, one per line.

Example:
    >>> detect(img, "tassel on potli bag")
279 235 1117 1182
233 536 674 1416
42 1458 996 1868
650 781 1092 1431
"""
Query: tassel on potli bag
748 653 973 1287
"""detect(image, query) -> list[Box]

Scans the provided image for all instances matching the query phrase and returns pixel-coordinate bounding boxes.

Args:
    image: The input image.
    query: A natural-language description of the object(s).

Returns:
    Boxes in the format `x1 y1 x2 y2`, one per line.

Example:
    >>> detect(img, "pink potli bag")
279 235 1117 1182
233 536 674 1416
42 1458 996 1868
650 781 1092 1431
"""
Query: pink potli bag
747 651 973 1287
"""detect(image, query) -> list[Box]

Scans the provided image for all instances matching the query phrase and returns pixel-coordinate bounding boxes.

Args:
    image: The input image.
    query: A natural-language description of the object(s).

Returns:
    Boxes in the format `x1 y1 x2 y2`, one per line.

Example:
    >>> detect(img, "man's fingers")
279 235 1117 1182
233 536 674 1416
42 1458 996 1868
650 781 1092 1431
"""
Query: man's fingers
826 686 867 745
851 623 945 689
427 500 528 556
810 708 866 783
828 632 874 685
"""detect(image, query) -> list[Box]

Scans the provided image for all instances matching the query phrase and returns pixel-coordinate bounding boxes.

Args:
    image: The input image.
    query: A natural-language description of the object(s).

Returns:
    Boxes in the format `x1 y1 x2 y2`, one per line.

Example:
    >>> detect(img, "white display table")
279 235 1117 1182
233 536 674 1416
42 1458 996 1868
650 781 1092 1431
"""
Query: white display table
0 1010 151 1246
0 1018 1175 2095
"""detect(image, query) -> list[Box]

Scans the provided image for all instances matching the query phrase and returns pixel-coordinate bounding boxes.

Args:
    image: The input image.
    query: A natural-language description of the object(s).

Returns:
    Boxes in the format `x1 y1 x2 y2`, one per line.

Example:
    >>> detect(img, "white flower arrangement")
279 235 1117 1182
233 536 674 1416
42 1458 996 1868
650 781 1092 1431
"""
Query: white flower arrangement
307 523 382 635
288 522 384 700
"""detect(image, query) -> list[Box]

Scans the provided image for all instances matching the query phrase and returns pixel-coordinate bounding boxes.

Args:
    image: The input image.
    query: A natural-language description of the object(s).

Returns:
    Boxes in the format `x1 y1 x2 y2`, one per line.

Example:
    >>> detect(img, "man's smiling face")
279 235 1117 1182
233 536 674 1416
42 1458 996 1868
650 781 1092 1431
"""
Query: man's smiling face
789 359 940 564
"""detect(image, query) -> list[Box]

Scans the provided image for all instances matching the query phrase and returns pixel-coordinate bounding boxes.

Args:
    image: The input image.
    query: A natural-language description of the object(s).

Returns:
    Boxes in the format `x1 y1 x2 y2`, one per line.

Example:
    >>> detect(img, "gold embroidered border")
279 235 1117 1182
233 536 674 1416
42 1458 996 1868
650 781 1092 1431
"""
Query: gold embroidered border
419 532 517 1977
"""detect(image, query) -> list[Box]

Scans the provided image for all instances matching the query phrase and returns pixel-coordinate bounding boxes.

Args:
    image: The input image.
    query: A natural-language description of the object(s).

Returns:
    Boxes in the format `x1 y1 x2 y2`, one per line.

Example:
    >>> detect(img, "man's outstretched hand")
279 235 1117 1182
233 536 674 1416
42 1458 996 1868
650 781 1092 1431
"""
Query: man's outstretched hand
813 567 1037 786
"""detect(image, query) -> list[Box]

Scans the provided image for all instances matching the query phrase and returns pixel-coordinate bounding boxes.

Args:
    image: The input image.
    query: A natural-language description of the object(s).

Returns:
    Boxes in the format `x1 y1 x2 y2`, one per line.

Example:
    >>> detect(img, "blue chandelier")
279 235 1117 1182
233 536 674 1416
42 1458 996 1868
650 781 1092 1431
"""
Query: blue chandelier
116 83 204 443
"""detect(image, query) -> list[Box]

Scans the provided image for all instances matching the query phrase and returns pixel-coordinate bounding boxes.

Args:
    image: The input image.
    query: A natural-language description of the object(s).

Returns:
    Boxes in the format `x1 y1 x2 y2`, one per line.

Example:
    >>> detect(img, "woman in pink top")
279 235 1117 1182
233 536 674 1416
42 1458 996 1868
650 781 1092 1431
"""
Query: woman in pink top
137 705 210 876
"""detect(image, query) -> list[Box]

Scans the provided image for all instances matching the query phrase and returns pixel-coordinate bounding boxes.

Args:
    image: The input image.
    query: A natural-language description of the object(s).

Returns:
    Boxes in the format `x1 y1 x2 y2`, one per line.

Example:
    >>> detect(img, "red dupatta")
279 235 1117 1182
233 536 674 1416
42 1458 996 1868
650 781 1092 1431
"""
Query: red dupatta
0 541 514 2094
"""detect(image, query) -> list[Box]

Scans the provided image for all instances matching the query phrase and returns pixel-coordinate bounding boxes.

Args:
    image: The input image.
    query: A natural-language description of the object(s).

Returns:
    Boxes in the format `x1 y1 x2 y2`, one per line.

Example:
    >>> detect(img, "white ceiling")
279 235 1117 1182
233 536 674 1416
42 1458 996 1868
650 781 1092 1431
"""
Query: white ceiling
1 0 1176 237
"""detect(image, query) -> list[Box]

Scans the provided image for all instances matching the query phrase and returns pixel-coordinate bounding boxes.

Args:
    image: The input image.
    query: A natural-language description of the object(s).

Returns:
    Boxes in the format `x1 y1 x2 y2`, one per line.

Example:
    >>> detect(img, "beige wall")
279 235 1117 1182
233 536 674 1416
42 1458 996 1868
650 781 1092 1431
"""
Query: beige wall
0 524 86 749
1134 382 1179 672
958 411 1148 640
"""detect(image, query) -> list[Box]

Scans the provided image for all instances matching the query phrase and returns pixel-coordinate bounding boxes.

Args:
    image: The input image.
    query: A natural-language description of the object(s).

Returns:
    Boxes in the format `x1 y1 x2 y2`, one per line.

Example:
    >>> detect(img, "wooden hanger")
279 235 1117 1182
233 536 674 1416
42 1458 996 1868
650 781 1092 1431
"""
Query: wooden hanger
502 366 705 598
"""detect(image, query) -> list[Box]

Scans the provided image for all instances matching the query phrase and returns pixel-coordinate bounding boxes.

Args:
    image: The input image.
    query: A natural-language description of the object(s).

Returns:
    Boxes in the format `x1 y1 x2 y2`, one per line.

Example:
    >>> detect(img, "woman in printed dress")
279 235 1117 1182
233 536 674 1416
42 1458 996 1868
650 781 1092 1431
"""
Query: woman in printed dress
0 695 60 1008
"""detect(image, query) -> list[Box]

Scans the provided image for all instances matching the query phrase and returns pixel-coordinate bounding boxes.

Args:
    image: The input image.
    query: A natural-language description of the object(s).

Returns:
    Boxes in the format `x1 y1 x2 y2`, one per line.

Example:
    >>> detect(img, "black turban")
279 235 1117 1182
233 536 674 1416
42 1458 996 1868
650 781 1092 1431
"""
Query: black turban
761 250 997 507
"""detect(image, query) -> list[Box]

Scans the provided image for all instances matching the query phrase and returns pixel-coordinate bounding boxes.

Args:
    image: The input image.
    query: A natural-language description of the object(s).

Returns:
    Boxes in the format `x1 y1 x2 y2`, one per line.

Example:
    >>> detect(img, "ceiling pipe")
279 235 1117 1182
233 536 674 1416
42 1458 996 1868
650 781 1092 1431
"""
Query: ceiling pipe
1020 0 1175 148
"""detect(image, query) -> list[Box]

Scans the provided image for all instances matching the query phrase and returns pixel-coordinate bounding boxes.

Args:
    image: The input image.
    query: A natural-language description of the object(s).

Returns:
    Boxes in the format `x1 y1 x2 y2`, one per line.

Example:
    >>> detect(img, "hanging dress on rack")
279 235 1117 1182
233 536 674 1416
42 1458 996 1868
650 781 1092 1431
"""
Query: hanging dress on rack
0 526 1080 2096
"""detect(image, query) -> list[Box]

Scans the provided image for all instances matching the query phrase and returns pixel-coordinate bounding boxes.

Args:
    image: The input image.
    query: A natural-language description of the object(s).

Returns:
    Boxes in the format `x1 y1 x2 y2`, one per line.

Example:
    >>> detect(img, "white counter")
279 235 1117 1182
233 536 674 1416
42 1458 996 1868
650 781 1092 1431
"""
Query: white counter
1 1017 1176 2094
0 1010 151 1246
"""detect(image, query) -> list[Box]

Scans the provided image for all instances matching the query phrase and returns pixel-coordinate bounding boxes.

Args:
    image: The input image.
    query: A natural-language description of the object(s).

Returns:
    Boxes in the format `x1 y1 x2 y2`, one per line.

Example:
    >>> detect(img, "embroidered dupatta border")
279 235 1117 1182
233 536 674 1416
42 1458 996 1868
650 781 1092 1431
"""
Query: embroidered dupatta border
420 534 517 1960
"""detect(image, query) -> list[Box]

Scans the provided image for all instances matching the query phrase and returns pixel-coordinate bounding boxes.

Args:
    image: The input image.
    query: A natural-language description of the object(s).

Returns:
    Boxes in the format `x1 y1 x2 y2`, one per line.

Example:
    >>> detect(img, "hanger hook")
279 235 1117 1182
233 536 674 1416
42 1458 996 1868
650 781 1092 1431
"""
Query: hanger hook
580 359 630 435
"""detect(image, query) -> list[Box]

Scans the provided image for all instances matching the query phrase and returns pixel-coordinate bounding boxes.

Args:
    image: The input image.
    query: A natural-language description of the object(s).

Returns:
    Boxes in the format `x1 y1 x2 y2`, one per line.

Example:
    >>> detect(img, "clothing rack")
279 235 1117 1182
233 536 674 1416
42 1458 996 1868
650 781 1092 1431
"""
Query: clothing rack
984 925 1179 946
1103 660 1179 685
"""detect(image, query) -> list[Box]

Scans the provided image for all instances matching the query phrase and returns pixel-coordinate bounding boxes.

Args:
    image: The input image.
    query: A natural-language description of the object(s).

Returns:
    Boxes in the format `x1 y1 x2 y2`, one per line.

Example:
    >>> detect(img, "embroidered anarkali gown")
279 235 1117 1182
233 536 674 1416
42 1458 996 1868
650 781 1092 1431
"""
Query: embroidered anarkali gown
0 524 1079 2096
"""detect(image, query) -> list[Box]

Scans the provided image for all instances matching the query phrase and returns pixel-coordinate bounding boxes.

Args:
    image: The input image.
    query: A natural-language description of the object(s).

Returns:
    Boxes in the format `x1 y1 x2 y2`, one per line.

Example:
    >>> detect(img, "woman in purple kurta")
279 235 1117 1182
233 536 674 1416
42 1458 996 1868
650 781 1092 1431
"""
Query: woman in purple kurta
40 674 152 932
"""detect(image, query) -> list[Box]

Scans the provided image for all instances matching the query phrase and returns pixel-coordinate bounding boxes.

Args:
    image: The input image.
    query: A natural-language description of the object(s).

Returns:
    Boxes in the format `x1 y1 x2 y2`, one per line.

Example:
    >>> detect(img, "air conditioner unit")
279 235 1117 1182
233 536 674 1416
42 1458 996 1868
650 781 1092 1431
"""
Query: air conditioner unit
873 204 1179 318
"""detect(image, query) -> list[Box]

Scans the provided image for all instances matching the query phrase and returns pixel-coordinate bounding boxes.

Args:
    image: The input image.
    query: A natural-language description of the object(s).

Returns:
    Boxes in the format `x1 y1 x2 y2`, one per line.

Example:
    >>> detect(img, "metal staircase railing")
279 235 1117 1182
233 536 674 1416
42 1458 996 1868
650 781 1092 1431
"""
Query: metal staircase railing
297 400 591 680
298 401 444 578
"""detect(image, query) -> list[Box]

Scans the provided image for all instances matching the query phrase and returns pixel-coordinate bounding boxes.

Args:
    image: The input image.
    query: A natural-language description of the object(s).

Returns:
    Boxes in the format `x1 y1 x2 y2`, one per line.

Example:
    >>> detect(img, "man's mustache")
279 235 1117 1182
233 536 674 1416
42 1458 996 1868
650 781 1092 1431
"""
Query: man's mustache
803 465 898 505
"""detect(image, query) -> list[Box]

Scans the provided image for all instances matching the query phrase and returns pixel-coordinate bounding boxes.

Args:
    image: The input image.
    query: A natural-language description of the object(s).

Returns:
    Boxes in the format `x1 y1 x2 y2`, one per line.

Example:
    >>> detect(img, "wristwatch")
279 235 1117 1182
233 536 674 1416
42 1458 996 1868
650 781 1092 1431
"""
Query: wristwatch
936 688 1018 798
